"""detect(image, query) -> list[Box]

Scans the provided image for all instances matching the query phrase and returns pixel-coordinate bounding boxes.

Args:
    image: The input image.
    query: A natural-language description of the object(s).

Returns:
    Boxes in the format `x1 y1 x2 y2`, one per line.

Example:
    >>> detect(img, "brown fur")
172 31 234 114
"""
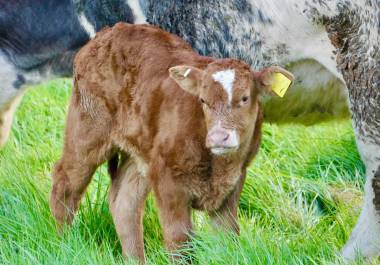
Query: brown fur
49 22 292 263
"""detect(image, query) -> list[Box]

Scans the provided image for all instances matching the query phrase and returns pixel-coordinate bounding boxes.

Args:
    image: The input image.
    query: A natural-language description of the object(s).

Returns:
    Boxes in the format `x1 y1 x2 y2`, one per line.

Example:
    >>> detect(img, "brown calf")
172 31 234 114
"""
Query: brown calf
49 22 293 263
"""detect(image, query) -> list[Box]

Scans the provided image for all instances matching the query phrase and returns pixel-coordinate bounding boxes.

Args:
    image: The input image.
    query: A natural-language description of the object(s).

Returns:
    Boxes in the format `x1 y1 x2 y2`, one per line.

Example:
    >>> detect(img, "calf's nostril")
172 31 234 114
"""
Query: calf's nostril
223 134 229 142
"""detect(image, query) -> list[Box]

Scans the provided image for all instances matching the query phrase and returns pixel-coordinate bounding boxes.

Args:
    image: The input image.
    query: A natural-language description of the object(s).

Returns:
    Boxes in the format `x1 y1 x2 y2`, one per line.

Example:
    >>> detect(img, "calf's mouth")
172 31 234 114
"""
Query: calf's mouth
210 146 239 155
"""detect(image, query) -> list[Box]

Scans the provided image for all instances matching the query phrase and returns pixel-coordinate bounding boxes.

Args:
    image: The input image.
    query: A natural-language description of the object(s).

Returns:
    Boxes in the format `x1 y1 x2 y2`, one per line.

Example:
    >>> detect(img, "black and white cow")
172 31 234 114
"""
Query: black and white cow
0 0 379 261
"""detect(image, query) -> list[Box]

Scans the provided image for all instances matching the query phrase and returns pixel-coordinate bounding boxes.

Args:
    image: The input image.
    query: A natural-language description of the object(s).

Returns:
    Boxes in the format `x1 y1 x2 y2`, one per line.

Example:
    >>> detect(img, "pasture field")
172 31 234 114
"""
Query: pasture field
0 79 373 264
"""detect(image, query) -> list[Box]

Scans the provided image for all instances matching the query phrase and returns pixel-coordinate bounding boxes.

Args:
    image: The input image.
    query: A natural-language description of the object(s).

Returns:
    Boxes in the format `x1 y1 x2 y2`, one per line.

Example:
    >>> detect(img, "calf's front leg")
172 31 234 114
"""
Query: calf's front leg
153 174 192 256
209 171 246 234
109 158 150 263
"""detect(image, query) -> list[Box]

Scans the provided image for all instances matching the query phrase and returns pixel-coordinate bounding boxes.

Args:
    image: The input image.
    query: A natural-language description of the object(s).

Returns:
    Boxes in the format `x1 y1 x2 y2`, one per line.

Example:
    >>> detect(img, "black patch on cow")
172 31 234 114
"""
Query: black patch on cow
12 74 25 90
0 0 89 73
0 0 135 78
372 166 380 212
257 9 273 24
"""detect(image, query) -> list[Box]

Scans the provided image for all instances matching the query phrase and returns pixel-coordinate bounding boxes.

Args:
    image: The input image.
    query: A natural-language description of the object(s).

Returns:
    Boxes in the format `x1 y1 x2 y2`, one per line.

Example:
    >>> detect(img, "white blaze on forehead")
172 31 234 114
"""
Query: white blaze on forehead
212 69 235 103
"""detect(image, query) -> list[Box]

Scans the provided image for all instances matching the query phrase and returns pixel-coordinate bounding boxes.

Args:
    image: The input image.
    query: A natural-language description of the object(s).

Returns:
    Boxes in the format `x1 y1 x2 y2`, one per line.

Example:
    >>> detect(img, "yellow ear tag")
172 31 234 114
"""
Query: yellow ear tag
271 73 292 98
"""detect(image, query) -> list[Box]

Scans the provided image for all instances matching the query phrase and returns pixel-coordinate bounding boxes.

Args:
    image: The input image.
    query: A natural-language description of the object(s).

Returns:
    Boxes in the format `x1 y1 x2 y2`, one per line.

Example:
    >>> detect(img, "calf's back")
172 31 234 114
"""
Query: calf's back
73 23 215 164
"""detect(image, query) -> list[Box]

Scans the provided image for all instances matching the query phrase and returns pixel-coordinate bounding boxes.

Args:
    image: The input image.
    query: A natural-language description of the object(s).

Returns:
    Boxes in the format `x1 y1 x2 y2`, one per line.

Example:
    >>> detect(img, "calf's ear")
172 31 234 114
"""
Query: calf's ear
254 66 294 97
169 65 204 96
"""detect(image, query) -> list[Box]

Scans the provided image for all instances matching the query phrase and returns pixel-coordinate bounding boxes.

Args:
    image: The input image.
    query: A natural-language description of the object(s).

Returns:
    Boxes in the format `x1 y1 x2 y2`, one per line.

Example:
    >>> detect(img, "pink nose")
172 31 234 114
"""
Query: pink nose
206 130 230 148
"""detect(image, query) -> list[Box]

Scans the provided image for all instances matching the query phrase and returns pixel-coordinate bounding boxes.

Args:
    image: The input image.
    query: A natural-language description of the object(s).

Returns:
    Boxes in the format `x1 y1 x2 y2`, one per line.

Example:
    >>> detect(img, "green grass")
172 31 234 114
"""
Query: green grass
0 79 373 264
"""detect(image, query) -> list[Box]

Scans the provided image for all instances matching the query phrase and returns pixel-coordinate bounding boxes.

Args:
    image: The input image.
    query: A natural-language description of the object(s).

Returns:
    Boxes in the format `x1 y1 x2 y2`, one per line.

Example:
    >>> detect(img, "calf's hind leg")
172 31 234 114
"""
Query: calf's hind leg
109 157 150 263
50 105 112 227
50 155 98 226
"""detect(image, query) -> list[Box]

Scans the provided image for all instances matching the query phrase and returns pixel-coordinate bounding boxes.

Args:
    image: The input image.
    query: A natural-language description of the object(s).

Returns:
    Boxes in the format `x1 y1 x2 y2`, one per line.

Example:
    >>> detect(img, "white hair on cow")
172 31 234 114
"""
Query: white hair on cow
212 69 235 104
127 0 147 24
79 13 96 38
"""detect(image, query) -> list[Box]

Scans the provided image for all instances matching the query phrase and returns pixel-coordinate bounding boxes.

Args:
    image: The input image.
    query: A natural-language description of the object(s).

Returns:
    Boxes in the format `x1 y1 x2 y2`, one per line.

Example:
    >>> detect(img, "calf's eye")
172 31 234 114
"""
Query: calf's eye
241 96 249 103
200 98 205 104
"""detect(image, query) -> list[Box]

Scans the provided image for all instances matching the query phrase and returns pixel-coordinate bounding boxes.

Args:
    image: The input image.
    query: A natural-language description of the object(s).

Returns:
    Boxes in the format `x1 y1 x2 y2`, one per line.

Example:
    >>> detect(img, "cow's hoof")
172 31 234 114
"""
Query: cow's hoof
341 243 379 264
341 243 357 263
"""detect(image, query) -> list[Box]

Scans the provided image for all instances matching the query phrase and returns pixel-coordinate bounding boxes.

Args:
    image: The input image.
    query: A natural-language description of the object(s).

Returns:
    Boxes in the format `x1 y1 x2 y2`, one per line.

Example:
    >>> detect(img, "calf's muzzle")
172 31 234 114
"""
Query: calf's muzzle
206 125 239 155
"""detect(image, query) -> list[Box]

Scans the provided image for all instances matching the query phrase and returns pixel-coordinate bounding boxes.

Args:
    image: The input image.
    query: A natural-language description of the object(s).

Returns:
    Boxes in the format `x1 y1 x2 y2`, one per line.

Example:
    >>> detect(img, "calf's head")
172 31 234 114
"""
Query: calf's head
169 59 293 155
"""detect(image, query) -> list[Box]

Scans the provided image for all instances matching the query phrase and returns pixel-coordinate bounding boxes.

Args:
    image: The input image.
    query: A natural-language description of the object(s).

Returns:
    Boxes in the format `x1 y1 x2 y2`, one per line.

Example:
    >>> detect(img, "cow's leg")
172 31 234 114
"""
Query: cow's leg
342 136 380 260
209 171 246 234
109 157 150 263
50 104 112 226
0 92 24 148
0 54 28 149
153 171 192 254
